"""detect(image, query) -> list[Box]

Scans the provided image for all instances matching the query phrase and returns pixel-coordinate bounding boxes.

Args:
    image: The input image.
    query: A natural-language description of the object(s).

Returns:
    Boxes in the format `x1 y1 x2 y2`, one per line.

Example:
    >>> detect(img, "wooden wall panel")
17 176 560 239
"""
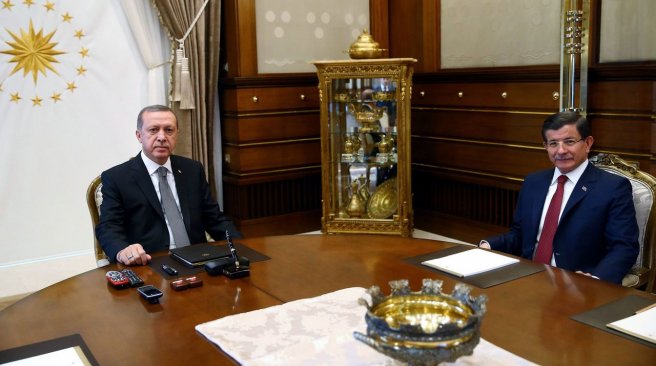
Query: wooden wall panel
413 169 519 229
223 173 321 217
220 0 656 241
237 210 322 237
589 115 652 154
223 173 322 235
588 81 655 113
223 0 257 78
222 86 319 113
388 0 439 72
218 80 321 235
413 110 547 144
222 113 320 143
389 0 422 61
224 140 321 173
411 73 655 242
414 82 560 110
413 138 551 181
369 0 390 55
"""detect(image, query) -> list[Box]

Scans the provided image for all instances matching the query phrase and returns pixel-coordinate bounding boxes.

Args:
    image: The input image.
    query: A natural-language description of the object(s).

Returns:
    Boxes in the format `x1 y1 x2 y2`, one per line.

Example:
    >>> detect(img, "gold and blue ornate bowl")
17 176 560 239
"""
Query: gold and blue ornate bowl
354 279 487 366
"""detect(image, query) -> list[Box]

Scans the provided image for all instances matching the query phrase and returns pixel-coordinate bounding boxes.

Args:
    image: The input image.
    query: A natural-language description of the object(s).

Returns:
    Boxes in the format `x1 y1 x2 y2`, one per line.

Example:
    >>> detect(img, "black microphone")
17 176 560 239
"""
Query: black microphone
225 230 240 267
221 230 250 279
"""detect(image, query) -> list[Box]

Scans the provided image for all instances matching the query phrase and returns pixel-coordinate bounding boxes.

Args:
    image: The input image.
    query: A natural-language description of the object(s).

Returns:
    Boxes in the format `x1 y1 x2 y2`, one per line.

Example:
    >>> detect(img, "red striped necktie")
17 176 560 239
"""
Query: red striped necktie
534 175 567 264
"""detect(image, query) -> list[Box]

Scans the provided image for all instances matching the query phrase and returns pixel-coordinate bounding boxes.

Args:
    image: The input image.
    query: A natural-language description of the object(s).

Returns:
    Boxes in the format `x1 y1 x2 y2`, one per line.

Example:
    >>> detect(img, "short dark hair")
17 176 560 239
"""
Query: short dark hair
136 105 177 130
541 112 590 141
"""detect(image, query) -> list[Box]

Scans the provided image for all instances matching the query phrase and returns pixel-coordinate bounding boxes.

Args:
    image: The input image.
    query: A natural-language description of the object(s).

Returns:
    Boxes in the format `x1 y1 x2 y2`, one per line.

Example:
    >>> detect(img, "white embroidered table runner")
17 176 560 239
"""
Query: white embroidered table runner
195 287 537 366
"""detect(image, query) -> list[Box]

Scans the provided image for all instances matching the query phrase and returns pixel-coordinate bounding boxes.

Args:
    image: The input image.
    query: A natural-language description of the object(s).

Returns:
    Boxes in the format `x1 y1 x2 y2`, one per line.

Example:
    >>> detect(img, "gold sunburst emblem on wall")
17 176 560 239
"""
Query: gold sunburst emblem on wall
0 0 89 107
2 19 65 83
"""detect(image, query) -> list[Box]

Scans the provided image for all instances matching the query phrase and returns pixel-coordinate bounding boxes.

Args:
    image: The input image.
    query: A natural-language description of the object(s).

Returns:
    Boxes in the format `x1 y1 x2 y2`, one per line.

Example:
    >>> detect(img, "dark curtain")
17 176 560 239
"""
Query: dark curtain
153 0 221 188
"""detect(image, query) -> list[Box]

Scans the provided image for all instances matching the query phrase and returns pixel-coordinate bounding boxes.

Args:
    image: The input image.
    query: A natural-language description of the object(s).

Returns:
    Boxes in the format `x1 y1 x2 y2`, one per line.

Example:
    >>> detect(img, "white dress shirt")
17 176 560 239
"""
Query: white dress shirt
535 159 589 265
141 151 183 248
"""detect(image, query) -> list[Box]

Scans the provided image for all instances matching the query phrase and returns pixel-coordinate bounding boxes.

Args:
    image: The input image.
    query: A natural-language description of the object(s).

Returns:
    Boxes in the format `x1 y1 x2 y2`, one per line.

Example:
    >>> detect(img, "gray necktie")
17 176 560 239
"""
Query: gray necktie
157 167 190 247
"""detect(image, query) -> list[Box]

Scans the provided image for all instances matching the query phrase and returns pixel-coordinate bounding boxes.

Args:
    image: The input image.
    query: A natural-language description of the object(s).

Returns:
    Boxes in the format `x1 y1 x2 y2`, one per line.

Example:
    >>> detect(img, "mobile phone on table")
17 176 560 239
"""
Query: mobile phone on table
137 285 163 303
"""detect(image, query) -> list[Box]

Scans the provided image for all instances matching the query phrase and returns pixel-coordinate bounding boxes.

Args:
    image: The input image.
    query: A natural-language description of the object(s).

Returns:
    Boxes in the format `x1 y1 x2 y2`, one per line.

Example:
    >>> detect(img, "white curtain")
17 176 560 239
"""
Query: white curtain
120 0 170 104
0 1 149 297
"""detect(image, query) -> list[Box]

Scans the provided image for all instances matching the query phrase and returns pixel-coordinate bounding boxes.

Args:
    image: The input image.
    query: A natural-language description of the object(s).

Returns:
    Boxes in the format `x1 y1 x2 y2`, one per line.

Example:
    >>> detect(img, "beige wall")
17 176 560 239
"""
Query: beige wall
600 0 656 63
255 0 369 73
441 0 561 68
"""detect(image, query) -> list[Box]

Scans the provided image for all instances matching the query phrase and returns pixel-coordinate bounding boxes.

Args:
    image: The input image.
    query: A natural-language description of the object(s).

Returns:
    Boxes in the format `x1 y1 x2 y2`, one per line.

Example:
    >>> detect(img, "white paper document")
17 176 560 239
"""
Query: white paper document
606 305 656 344
3 346 90 366
422 248 520 277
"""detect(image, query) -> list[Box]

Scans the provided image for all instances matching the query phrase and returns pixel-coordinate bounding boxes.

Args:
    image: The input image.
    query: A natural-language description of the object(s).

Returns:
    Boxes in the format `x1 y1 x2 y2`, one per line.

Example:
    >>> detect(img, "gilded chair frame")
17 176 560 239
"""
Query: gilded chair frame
590 153 656 293
86 176 109 267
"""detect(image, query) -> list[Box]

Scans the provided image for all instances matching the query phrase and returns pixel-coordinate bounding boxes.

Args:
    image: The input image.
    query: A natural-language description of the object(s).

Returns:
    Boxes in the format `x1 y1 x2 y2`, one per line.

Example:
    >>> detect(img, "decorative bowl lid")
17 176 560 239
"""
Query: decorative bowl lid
350 30 379 50
348 30 386 59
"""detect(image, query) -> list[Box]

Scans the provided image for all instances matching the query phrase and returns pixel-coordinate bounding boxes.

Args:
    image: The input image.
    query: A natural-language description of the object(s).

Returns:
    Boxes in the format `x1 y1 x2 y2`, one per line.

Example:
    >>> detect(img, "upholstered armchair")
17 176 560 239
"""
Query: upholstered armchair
590 153 656 293
86 176 109 267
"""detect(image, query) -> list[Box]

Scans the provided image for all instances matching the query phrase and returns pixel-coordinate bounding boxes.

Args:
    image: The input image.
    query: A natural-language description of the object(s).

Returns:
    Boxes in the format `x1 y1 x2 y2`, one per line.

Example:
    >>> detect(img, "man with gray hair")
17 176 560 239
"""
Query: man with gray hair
96 105 240 265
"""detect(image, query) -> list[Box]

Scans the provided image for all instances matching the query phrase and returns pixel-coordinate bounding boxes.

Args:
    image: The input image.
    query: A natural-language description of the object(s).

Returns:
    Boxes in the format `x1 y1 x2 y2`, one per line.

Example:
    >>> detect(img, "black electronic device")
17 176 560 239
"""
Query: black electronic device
222 230 250 278
204 257 233 276
161 264 178 276
236 256 250 267
170 243 231 268
106 270 130 289
137 285 163 304
121 269 144 287
204 256 250 276
222 265 251 279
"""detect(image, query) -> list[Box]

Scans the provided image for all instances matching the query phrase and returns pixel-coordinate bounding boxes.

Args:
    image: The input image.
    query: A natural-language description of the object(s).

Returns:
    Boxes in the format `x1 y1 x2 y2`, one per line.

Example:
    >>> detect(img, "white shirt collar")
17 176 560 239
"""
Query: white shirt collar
551 158 588 185
140 151 172 175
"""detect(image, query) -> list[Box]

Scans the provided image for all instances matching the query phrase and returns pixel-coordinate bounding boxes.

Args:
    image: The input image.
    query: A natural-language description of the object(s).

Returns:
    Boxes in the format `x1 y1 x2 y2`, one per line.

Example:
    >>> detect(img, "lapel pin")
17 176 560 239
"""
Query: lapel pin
177 169 182 174
582 186 587 192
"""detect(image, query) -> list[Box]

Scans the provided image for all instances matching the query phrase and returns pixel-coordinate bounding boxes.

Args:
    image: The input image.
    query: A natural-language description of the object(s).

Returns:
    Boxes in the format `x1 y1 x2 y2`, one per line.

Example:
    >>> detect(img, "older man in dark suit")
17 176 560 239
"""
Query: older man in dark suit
96 105 240 265
481 112 638 284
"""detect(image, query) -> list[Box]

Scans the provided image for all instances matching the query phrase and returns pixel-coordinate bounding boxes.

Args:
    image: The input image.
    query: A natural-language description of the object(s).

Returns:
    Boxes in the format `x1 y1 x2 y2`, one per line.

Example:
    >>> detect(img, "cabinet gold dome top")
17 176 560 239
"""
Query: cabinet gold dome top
348 29 386 59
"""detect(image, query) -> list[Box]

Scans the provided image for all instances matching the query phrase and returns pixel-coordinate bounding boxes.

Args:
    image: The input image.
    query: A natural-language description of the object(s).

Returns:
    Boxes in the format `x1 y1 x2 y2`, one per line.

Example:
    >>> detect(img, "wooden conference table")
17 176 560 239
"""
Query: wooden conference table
0 235 654 365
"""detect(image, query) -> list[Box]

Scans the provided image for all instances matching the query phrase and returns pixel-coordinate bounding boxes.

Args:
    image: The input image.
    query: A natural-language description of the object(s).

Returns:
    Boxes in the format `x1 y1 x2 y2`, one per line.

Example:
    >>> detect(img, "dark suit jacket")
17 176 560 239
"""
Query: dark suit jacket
485 163 639 284
96 153 240 262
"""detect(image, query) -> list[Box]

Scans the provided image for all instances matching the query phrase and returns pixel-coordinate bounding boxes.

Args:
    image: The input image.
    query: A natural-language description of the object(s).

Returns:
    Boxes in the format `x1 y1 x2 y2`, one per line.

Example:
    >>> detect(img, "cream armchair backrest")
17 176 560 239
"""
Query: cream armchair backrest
86 176 109 267
590 153 656 293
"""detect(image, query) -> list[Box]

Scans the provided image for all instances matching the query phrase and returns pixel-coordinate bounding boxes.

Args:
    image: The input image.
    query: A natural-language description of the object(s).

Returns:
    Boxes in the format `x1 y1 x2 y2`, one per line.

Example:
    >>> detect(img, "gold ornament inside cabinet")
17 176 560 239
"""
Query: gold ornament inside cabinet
314 58 416 236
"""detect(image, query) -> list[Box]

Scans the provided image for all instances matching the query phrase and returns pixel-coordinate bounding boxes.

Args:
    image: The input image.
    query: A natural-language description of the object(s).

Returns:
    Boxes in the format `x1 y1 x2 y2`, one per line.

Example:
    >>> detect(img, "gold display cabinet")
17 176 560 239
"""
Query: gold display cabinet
313 58 416 236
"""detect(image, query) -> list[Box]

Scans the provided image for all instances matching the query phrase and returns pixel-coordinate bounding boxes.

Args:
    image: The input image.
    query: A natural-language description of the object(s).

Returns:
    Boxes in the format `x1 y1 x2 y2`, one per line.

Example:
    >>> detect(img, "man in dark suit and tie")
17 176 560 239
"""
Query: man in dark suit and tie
480 112 638 284
96 105 240 266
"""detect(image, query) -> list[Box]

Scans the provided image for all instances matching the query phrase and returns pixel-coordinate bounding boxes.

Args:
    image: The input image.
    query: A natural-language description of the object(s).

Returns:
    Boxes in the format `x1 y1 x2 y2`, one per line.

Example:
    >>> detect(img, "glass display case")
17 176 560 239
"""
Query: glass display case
313 58 416 236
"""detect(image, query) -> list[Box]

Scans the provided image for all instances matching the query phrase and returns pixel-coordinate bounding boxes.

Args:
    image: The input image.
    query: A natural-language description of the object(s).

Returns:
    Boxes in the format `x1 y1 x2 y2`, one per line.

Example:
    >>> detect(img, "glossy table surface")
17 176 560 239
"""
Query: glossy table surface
0 235 654 365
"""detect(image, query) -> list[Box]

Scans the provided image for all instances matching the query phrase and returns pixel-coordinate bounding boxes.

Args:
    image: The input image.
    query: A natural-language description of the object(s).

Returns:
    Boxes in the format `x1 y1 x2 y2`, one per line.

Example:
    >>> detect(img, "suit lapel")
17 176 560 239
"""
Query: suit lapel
171 157 191 229
562 163 597 218
130 154 165 219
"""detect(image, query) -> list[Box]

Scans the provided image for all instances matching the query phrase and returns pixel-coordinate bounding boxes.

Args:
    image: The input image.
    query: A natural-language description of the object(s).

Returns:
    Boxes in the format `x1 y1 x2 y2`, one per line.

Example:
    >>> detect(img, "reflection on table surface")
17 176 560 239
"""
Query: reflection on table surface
0 234 654 365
